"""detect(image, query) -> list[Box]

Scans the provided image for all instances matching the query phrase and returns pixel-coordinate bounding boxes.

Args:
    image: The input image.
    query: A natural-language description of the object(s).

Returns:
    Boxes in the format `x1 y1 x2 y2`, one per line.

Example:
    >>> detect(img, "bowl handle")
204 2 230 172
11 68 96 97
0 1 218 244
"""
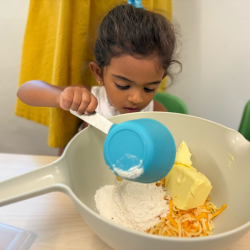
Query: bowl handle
0 157 69 207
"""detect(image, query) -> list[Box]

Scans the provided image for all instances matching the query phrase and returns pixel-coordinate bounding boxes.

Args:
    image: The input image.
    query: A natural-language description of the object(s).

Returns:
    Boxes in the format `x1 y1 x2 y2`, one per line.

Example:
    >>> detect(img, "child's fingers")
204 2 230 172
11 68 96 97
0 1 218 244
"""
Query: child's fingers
84 94 98 115
76 90 92 114
70 89 82 111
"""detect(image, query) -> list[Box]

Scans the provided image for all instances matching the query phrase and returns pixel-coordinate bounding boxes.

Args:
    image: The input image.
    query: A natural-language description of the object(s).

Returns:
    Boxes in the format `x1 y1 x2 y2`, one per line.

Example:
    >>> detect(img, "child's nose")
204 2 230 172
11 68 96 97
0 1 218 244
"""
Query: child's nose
128 91 143 104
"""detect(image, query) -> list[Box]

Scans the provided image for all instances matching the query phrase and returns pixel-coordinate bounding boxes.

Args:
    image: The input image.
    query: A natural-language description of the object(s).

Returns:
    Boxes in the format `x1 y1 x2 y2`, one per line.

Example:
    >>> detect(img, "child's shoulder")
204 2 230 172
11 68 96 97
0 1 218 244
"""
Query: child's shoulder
91 85 105 95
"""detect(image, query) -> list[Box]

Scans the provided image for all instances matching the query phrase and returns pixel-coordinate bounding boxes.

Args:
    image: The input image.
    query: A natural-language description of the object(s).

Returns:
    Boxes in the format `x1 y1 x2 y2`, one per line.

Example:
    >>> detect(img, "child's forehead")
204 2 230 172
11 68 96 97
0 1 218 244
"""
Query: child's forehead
106 54 165 78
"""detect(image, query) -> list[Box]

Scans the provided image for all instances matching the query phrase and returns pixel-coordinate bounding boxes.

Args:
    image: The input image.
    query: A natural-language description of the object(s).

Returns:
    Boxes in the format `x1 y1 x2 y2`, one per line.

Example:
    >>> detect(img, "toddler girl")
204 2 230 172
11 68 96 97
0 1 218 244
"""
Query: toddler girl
17 4 180 151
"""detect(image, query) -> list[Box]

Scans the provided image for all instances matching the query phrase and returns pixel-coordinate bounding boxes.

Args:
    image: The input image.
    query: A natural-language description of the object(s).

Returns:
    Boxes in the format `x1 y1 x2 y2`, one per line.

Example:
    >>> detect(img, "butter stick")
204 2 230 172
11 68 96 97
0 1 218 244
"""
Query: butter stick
165 142 212 210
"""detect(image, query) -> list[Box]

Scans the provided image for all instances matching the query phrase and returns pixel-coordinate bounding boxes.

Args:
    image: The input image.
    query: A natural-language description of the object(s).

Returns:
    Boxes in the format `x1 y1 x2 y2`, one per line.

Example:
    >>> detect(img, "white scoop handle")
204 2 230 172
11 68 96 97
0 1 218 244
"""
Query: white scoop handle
70 109 113 134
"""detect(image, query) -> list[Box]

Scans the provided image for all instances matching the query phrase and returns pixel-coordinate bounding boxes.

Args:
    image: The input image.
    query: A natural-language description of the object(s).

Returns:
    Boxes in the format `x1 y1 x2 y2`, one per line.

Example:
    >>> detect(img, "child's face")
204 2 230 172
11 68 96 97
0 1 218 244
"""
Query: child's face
101 55 165 114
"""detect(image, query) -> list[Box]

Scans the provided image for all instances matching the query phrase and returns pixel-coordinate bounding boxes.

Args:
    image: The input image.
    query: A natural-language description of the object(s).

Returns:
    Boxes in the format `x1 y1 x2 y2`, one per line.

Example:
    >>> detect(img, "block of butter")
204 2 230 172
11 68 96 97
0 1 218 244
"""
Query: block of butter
165 141 212 210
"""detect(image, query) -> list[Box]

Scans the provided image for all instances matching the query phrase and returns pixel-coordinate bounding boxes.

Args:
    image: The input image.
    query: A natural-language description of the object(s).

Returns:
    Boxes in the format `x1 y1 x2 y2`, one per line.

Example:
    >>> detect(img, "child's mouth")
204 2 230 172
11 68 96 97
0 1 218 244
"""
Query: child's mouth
124 107 140 113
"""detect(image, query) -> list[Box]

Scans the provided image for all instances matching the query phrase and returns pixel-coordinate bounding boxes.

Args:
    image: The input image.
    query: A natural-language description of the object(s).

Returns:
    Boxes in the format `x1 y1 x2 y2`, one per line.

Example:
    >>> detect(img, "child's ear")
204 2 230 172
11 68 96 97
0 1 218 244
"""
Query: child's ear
89 61 103 86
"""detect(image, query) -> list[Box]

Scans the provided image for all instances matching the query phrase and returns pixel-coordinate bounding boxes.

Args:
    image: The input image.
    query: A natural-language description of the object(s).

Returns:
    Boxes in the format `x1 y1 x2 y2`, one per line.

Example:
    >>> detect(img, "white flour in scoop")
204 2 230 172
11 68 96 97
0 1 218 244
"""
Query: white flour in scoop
113 161 144 179
95 180 169 232
112 155 144 179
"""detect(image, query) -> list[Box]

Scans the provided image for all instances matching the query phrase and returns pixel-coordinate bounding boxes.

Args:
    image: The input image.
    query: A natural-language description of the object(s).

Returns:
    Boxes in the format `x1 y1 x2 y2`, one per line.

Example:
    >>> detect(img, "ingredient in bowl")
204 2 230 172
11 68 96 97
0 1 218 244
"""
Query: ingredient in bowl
151 178 227 237
165 142 212 210
95 180 169 232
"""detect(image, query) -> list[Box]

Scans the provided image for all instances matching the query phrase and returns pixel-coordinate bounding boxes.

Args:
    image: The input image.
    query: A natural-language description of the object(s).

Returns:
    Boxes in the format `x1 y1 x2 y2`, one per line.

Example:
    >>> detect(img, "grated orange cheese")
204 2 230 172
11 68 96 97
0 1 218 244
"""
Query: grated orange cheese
148 178 227 237
210 204 227 219
167 214 178 229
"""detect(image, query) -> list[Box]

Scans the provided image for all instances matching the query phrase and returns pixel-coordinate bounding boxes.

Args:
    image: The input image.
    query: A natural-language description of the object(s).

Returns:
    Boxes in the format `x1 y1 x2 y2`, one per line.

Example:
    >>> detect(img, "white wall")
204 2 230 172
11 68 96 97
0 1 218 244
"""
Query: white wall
171 0 250 130
0 0 58 156
0 0 249 155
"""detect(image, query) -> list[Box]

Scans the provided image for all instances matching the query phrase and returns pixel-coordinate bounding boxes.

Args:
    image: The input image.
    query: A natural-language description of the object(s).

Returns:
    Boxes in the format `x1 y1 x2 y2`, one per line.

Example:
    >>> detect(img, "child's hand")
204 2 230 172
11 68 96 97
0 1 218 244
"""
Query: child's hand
59 87 98 115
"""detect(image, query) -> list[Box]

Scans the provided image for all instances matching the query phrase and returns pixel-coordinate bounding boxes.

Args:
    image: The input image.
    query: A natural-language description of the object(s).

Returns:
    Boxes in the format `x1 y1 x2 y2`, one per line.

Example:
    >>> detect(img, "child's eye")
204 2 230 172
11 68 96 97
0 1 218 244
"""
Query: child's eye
144 88 155 93
115 83 130 90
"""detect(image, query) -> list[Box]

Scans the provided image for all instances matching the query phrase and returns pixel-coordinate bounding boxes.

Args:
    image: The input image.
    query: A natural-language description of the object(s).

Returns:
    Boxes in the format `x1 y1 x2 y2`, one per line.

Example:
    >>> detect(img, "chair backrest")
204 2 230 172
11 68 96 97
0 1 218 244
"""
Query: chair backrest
238 100 250 141
154 92 188 115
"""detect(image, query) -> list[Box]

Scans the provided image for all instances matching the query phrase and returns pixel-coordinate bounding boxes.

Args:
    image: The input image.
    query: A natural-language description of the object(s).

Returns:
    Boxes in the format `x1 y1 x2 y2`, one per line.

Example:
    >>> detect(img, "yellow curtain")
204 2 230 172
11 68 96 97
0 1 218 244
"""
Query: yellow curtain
16 0 172 148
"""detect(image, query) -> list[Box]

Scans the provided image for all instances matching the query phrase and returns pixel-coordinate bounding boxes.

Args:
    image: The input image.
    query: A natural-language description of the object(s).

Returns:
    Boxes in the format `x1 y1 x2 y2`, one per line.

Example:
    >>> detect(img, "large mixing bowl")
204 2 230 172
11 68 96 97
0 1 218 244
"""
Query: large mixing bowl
0 112 250 250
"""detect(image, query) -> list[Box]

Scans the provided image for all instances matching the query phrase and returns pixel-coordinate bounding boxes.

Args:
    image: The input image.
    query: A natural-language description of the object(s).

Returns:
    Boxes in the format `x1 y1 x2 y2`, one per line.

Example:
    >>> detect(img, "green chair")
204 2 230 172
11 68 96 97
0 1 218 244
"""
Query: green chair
154 92 188 115
238 100 250 141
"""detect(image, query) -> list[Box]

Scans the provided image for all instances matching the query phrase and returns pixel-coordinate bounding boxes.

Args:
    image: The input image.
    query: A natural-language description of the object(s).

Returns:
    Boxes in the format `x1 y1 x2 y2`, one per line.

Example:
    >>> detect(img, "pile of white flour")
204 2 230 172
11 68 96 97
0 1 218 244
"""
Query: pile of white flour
95 180 169 232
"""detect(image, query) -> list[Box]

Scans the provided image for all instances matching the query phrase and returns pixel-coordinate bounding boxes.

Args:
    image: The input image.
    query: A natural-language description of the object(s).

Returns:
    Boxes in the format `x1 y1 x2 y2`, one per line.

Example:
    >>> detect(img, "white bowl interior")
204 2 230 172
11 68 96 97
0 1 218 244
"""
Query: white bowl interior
64 112 250 235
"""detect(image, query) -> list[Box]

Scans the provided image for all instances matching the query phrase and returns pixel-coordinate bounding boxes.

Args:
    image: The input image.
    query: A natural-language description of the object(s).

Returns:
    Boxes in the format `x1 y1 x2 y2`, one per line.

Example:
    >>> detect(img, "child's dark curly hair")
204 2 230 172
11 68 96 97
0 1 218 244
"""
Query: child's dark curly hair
95 4 181 78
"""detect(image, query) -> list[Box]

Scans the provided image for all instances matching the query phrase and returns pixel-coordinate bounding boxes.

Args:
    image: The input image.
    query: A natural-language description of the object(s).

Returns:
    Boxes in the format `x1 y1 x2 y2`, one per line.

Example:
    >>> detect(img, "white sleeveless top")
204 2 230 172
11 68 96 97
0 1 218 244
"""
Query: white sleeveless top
91 86 154 119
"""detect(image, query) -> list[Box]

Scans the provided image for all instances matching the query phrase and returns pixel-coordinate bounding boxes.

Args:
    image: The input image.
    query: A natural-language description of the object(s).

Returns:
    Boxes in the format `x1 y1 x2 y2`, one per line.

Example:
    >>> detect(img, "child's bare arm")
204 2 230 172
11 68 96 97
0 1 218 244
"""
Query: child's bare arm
17 80 97 114
17 80 63 108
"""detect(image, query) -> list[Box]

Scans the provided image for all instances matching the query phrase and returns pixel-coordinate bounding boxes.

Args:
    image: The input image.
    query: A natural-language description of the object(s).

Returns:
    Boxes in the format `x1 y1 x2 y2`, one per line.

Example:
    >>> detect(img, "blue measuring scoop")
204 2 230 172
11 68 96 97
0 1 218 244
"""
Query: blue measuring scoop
70 110 176 183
